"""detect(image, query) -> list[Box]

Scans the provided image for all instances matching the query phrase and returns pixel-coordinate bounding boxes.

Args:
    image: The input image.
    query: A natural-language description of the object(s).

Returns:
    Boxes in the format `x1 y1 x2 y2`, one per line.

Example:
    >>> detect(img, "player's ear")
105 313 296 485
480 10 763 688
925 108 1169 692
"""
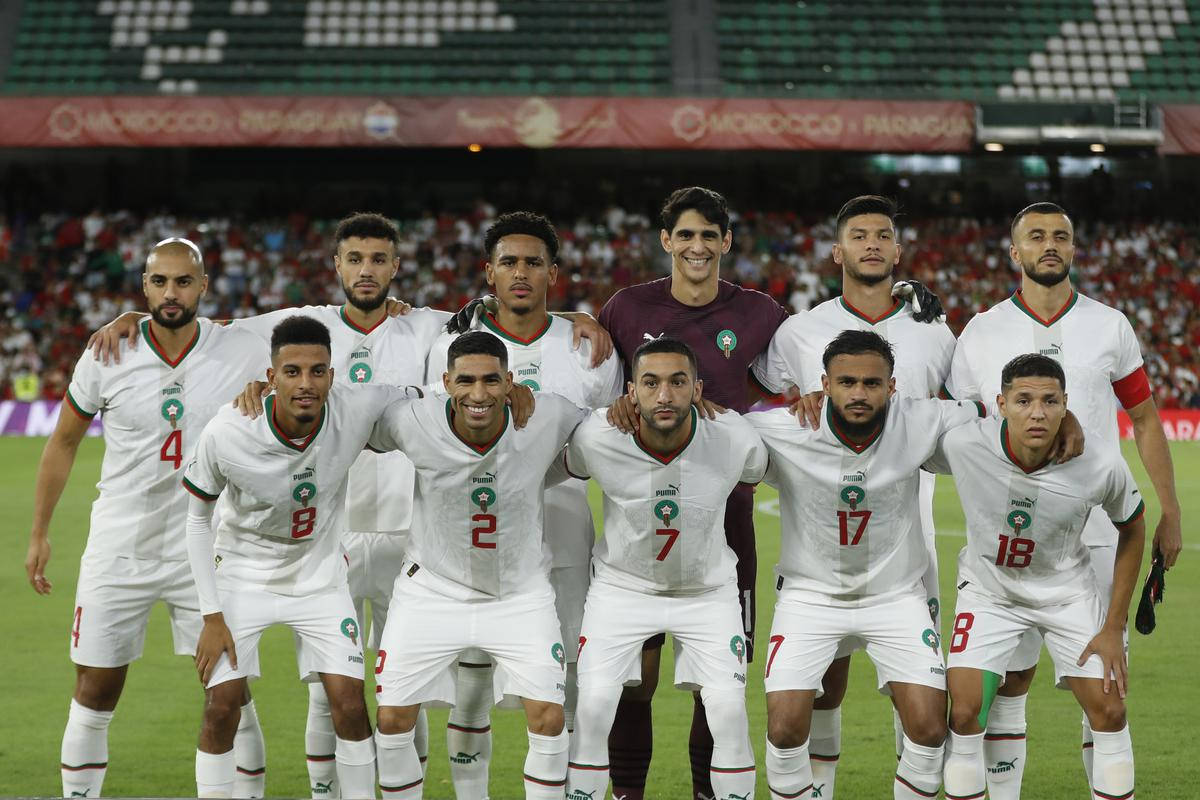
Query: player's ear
1008 242 1020 267
484 261 496 287
503 371 513 392
692 377 703 403
887 376 896 397
721 229 732 254
831 243 844 267
625 380 636 401
548 262 559 286
821 373 831 395
996 392 1006 414
266 366 276 388
659 228 671 252
442 371 451 393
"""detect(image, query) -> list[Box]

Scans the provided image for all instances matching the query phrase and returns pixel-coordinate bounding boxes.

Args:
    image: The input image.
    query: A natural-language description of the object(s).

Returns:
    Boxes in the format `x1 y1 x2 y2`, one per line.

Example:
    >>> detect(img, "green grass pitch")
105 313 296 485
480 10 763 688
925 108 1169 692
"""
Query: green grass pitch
1 437 1197 798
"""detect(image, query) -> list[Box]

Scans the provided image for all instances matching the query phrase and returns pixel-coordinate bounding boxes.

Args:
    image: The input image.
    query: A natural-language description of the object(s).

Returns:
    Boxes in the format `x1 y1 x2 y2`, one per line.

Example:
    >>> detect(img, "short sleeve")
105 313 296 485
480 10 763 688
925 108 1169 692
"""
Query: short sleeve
579 345 624 409
368 396 413 453
944 334 981 403
752 316 810 396
927 323 958 395
549 394 589 448
228 307 300 343
934 397 987 434
65 352 103 419
740 426 769 484
564 421 592 480
1101 457 1146 527
1110 315 1150 409
182 425 226 500
922 430 954 475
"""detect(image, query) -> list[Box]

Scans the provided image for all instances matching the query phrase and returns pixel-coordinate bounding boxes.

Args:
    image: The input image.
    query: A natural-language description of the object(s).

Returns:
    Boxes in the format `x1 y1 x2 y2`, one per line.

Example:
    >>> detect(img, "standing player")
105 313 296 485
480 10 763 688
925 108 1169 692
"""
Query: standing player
597 187 788 800
25 239 269 798
183 315 420 799
748 330 987 800
369 331 588 800
423 212 622 800
564 338 768 800
943 202 1181 798
933 355 1144 800
750 195 956 799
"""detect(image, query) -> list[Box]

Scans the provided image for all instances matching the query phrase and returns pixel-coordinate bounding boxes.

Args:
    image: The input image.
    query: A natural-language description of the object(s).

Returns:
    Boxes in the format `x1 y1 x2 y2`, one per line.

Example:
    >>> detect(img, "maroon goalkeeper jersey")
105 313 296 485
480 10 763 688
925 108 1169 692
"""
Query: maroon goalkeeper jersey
598 277 789 413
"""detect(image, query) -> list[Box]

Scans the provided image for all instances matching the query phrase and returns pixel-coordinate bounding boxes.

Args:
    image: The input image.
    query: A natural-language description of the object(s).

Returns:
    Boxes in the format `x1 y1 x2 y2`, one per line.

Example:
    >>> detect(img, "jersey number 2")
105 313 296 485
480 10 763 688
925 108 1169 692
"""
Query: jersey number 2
472 514 497 549
160 429 182 469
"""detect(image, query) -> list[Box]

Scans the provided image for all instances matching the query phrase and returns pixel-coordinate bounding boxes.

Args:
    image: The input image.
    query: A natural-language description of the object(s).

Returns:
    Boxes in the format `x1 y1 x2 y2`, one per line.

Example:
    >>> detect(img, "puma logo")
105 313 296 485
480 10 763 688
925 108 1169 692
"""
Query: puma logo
70 791 91 797
812 785 825 798
450 751 481 764
313 780 333 794
988 757 1020 774
643 332 663 342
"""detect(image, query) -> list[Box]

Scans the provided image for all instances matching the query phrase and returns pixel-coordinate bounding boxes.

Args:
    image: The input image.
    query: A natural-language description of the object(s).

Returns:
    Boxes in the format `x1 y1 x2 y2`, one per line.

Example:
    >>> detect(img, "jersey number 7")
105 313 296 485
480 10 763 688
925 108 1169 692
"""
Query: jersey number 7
655 528 679 560
837 510 871 546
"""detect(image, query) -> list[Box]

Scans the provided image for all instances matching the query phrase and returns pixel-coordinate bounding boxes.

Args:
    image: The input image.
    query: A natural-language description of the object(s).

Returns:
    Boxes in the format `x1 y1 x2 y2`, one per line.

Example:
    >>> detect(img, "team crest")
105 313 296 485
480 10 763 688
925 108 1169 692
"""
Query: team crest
293 482 317 507
472 486 497 512
716 329 738 359
1006 509 1032 534
729 635 745 664
921 628 941 651
653 499 680 525
551 642 565 665
927 597 940 622
340 617 359 645
839 485 867 511
161 398 184 428
520 379 541 390
349 362 373 384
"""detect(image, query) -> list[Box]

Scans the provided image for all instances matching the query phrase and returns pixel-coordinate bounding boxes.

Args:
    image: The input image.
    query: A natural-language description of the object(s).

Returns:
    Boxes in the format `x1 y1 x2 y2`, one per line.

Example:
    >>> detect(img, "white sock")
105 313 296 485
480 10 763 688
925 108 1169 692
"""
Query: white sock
233 700 266 798
335 736 376 800
414 709 429 777
766 739 812 799
943 731 985 800
196 749 236 798
447 664 494 800
61 699 113 799
894 735 942 799
1082 715 1096 787
809 708 841 800
984 694 1027 800
377 729 423 799
306 683 339 799
1091 725 1134 800
704 690 756 800
567 686 618 800
523 729 568 799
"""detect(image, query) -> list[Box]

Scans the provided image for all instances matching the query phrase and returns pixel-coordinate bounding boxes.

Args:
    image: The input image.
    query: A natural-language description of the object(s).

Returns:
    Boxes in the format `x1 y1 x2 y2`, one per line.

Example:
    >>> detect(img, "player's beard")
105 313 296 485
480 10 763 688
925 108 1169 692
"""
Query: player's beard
342 279 388 313
149 301 198 330
844 260 894 287
640 403 691 436
830 400 887 439
1021 255 1071 288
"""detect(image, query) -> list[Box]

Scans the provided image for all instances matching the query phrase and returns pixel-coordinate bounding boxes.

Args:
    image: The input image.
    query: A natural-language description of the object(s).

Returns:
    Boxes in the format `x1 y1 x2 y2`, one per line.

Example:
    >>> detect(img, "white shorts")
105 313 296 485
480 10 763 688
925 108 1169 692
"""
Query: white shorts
70 554 200 668
345 529 409 651
375 563 566 708
576 579 748 693
207 587 365 688
1005 542 1118 672
949 586 1108 688
765 589 946 696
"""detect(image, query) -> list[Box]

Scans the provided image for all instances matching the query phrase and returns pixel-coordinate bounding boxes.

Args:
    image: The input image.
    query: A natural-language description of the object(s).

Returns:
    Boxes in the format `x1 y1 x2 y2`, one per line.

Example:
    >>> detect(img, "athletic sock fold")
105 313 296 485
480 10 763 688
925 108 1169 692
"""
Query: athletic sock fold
62 699 113 799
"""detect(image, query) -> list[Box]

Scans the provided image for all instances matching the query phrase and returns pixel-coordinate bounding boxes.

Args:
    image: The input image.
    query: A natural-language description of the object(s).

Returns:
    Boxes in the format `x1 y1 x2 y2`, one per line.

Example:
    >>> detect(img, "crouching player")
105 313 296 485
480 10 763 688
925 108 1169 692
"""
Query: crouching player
932 354 1144 800
565 337 768 800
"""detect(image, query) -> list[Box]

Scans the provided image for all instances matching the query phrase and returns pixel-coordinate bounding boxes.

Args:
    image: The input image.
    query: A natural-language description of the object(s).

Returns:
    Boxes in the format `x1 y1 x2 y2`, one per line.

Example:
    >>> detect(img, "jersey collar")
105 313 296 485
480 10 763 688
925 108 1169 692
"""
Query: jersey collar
839 296 903 325
339 304 386 335
482 312 551 345
444 398 509 455
140 318 201 367
265 394 326 452
826 400 886 453
1010 289 1078 327
999 419 1053 474
634 407 698 465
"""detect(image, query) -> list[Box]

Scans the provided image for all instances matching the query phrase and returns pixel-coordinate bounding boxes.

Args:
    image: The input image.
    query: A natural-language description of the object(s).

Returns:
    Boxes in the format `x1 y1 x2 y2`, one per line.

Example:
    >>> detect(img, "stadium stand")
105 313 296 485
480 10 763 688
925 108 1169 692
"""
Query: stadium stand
1 207 1198 408
1 0 672 95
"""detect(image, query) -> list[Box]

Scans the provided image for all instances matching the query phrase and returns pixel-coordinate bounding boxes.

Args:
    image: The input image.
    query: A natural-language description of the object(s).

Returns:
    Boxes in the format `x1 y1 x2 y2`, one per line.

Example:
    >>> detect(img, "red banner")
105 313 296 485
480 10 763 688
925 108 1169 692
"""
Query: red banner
1117 409 1200 440
0 96 975 150
1160 105 1200 155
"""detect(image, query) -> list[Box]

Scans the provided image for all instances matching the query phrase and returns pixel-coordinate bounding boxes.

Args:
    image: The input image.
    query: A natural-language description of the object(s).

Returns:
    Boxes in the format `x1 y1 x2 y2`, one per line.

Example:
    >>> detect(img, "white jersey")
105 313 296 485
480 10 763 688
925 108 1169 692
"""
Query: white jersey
565 409 768 596
232 304 447 533
183 383 410 597
752 296 956 398
747 398 983 606
368 393 586 601
927 416 1144 606
426 313 623 567
945 290 1147 546
66 318 267 561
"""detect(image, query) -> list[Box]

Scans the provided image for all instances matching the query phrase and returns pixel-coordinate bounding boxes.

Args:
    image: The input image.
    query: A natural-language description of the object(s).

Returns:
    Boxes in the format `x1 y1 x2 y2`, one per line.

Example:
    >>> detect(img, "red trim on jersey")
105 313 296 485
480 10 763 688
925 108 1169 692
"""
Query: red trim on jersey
482 312 551 345
182 476 219 501
1010 289 1078 327
141 318 201 367
445 398 509 455
840 296 902 324
634 407 697 464
999 420 1053 474
339 304 386 334
1112 366 1152 410
64 389 97 420
1115 500 1146 527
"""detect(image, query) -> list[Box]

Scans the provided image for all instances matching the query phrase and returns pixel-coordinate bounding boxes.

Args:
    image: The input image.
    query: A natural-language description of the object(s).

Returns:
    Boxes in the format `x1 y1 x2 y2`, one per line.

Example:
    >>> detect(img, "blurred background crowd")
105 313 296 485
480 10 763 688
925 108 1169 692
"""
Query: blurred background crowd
1 206 1197 409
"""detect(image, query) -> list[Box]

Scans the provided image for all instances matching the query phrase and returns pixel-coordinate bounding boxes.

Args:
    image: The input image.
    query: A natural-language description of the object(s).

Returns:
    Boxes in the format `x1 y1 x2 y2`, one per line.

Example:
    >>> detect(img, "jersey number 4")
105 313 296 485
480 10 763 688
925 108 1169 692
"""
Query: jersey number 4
160 429 182 469
837 510 871 546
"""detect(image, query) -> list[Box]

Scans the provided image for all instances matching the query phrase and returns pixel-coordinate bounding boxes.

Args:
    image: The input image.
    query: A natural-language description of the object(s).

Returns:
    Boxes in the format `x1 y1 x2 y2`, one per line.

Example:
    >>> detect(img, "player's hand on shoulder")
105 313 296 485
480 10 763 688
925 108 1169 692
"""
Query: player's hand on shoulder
385 297 413 317
506 382 535 429
446 294 495 334
232 380 271 418
788 389 823 429
87 311 145 365
695 397 727 420
195 613 237 685
562 311 614 367
607 394 639 433
892 279 945 324
1078 626 1127 698
25 536 52 595
1051 409 1086 463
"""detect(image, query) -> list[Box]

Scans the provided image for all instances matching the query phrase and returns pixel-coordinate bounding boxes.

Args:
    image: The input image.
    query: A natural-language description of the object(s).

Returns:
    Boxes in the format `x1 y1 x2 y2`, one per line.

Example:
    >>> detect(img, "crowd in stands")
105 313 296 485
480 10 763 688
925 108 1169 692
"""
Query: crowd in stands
1 206 1198 409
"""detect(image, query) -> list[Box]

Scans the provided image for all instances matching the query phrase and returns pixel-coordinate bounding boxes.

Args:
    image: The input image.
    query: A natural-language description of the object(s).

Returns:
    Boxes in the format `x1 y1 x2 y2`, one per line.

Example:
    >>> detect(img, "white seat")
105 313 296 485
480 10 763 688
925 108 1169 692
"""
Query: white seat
1013 68 1032 84
1084 37 1102 52
179 79 197 94
383 29 400 44
204 46 220 61
1126 53 1145 69
231 0 247 13
441 14 457 29
164 45 182 61
441 0 457 10
459 15 475 29
498 14 513 30
1052 68 1070 83
137 0 153 12
140 63 161 79
384 0 400 11
322 29 340 44
1030 52 1048 68
402 30 419 44
1142 39 1161 53
383 15 400 29
460 0 477 10
366 0 383 13
1109 53 1127 68
158 78 177 92
1097 86 1116 100
170 12 186 27
421 0 437 12
1111 70 1131 86
1171 8 1189 24
1123 38 1141 51
1033 68 1052 84
347 0 364 13
251 0 267 12
303 30 321 45
998 85 1017 98
1103 37 1124 52
1097 8 1113 22
1116 8 1133 22
363 29 380 44
1018 85 1036 98
1050 53 1068 68
1071 69 1091 85
133 13 150 28
479 14 495 29
1076 86 1096 99
1056 86 1076 99
1070 54 1087 70
1101 22 1118 36
1063 21 1079 36
176 0 191 13
99 0 117 13
420 30 438 45
325 14 341 28
185 45 203 61
151 13 168 28
1088 53 1107 68
1047 36 1065 51
131 29 149 44
1153 8 1170 22
1081 21 1099 37
304 15 321 28
346 29 364 45
479 0 497 13
1066 37 1083 51
111 30 129 46
1091 69 1110 85
146 45 162 60
1134 7 1152 21
1138 22 1156 36
1156 23 1174 37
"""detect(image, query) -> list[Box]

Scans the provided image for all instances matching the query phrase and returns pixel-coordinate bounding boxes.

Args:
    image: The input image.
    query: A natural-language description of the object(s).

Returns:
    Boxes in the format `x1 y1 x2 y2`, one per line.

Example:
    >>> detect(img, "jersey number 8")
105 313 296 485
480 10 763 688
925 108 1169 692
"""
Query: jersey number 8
291 507 317 539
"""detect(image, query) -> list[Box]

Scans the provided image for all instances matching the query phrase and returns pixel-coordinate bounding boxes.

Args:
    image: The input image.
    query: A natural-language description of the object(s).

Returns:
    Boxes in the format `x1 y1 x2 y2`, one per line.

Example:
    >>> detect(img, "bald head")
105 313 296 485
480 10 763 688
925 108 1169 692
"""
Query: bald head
146 237 204 275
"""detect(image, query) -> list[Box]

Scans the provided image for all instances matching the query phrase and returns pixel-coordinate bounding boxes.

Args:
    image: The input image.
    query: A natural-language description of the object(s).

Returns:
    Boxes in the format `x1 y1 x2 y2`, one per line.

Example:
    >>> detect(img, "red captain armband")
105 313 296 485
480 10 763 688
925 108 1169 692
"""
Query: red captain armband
1112 367 1152 410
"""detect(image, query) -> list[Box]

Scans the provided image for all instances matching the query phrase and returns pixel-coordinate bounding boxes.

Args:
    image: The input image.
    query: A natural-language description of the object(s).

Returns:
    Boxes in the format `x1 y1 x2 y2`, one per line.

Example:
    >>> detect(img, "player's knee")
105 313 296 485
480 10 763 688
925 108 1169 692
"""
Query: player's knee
202 684 244 736
766 715 807 749
73 670 125 710
525 702 564 736
948 700 983 735
377 705 419 735
999 668 1035 696
700 690 749 744
903 712 948 747
1085 696 1127 733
